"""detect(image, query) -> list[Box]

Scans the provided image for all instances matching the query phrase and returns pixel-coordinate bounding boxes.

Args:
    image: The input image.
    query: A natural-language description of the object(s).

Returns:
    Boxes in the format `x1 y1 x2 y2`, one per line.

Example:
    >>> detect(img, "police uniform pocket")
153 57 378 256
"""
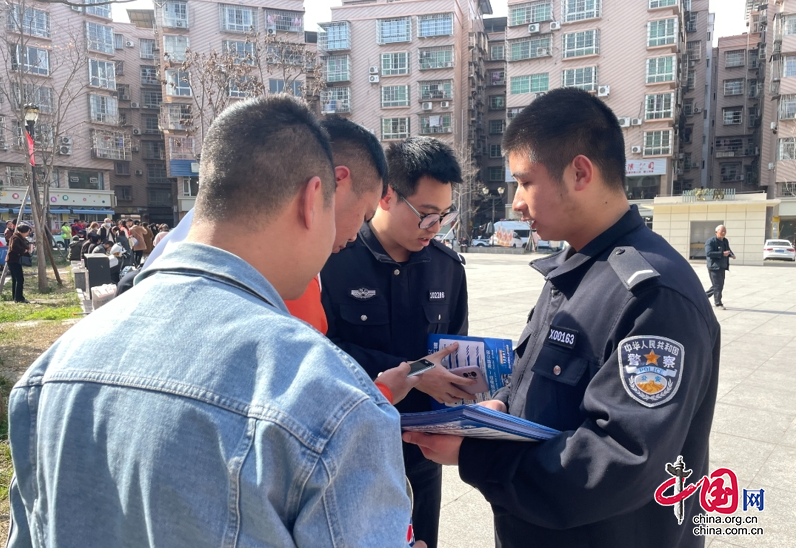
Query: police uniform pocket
423 303 450 333
531 345 589 387
340 303 389 326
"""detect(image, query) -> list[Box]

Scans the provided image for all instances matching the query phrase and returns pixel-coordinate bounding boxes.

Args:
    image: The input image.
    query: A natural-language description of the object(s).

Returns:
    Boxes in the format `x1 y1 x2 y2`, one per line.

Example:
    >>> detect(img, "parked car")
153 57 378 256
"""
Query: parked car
763 239 796 261
471 238 491 247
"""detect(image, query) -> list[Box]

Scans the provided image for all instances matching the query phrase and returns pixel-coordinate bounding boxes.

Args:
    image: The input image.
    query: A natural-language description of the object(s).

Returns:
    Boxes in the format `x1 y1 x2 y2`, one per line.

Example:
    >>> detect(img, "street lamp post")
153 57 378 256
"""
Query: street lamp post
482 185 505 225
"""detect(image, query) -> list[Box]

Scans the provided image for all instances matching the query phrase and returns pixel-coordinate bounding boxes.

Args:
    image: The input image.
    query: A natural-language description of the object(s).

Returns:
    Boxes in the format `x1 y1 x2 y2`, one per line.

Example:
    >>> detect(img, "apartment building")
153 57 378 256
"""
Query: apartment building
483 16 508 218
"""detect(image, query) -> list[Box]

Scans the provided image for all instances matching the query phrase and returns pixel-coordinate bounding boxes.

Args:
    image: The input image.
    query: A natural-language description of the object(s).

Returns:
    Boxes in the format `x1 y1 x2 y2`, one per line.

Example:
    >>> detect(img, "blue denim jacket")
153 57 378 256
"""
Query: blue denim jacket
8 242 411 547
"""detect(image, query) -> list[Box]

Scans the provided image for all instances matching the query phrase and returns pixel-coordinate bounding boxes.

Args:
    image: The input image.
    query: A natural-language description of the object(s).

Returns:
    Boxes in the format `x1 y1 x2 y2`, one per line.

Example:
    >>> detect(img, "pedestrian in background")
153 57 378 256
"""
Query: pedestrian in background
6 224 32 303
152 224 169 247
129 220 148 267
705 224 735 309
4 219 16 244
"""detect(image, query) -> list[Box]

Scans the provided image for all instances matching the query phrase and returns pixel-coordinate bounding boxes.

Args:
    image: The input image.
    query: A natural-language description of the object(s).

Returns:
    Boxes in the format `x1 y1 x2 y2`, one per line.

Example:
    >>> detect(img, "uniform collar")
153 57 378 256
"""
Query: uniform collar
531 205 645 282
358 222 432 265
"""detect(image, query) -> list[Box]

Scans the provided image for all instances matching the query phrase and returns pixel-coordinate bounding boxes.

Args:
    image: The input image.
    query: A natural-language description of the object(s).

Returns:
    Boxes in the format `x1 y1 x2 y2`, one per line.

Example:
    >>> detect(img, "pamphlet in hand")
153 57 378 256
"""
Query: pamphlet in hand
401 405 560 442
428 334 514 407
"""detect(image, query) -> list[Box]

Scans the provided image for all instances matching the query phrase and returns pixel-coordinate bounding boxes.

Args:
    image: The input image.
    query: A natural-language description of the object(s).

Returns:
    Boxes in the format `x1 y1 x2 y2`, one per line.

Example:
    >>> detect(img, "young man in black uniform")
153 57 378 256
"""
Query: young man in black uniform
404 88 721 548
321 137 473 548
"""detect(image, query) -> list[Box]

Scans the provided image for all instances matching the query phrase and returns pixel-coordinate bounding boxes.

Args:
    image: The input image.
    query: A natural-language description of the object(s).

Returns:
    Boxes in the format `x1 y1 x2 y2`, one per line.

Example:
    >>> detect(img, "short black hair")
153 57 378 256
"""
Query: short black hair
195 94 334 223
386 137 462 197
321 116 388 197
17 224 30 234
503 88 626 191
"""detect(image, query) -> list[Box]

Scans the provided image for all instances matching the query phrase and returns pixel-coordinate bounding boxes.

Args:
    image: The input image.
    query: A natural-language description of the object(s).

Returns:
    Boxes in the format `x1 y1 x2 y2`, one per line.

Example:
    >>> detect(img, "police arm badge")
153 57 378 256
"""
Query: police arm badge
618 335 684 408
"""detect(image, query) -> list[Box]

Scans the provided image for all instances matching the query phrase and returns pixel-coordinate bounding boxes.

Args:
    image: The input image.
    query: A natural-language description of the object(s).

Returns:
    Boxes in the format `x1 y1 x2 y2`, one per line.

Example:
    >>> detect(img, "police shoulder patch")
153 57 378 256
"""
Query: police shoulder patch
618 335 684 408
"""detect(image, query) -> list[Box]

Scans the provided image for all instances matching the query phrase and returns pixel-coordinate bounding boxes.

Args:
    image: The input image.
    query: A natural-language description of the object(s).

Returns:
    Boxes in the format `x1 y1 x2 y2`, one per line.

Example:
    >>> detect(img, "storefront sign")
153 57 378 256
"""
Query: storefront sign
626 159 667 177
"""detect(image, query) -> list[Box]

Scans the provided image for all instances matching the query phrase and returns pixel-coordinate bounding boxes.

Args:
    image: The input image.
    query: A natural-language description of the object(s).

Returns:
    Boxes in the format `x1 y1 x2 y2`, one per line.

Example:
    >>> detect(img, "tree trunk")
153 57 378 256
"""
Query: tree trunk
28 166 49 292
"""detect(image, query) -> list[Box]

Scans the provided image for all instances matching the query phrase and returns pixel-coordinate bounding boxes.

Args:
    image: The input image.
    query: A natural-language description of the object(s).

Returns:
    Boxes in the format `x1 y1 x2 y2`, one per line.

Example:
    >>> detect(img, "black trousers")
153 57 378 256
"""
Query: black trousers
134 250 143 266
8 262 24 302
705 268 725 305
408 458 443 548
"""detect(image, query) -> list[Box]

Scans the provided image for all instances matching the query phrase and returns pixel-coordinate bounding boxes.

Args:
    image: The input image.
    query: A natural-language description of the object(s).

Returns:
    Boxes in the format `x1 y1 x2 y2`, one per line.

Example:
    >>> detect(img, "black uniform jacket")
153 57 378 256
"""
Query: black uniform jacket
705 236 733 271
459 206 720 548
321 222 468 465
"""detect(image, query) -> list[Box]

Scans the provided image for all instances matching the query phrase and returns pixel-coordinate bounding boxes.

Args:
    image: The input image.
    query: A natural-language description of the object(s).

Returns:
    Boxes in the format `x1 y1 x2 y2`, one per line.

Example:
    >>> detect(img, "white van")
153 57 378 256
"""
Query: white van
489 221 531 248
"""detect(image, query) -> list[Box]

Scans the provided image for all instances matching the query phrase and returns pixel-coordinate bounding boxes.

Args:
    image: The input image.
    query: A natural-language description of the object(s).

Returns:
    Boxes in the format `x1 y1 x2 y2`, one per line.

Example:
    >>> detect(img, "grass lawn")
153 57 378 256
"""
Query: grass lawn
0 256 82 538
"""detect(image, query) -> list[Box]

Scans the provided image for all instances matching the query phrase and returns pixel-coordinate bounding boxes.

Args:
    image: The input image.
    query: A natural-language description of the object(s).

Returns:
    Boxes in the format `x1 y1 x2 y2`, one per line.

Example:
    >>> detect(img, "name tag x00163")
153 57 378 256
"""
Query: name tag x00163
546 326 578 350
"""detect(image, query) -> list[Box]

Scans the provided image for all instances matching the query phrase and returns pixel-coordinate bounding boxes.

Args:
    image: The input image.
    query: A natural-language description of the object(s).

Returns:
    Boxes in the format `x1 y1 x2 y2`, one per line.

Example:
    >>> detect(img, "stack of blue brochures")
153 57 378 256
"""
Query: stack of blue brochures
401 405 560 442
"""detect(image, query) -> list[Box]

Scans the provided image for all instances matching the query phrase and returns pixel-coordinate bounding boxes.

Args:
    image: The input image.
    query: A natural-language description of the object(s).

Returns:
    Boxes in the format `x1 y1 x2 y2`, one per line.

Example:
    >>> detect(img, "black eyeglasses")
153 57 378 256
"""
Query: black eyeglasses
399 195 458 230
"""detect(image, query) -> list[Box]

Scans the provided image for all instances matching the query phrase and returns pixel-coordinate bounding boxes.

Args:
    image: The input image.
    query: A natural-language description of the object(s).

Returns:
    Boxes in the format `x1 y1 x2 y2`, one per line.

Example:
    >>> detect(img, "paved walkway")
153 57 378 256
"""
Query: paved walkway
437 253 796 548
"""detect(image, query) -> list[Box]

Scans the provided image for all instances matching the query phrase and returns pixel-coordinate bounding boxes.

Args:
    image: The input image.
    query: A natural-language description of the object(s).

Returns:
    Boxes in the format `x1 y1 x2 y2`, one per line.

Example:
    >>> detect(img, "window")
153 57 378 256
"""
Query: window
687 69 695 90
780 95 796 120
682 125 693 144
87 22 114 54
382 117 410 140
647 19 677 47
229 76 255 98
720 163 742 183
268 79 302 95
725 50 745 68
165 70 191 96
11 45 50 75
65 170 102 190
164 35 189 63
148 187 173 206
724 79 744 96
321 87 351 114
115 162 130 176
140 65 158 86
12 83 54 113
778 138 796 160
85 0 111 18
265 10 303 32
563 0 601 23
143 141 166 160
377 17 412 44
510 2 553 26
183 178 199 197
563 30 599 58
562 66 598 91
89 94 119 124
490 45 504 60
163 1 188 28
381 85 410 107
420 114 452 134
169 136 195 159
91 129 130 160
489 167 504 181
649 0 677 7
222 40 256 64
326 55 350 82
508 107 525 120
785 14 796 36
161 103 192 131
12 120 53 149
723 107 743 125
116 185 133 200
748 79 759 98
645 93 674 119
785 56 796 77
683 98 694 116
140 39 156 59
510 73 548 94
382 52 409 76
7 5 50 38
687 41 702 61
142 114 160 134
417 13 452 37
489 119 505 134
5 166 26 187
646 56 675 83
489 70 505 85
318 22 350 51
142 89 162 109
489 95 505 109
686 12 698 33
643 130 672 155
509 35 552 61
419 47 453 69
490 144 502 158
89 59 116 89
683 153 692 170
419 80 452 100
221 5 257 33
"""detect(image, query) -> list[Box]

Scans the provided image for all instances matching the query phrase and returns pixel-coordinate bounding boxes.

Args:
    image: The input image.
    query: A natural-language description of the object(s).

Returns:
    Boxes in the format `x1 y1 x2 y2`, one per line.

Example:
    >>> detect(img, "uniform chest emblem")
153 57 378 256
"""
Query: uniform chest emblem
618 335 684 408
350 288 376 300
429 291 445 301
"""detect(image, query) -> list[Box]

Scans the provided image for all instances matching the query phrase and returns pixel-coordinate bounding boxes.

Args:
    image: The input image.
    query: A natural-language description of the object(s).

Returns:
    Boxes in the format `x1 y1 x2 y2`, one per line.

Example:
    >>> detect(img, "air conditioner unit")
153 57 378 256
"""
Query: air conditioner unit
61 136 72 145
631 146 642 154
125 41 135 48
0 142 8 151
131 102 140 108
368 66 379 75
550 21 561 31
693 106 701 113
528 23 541 34
133 128 141 135
443 127 452 133
71 5 81 12
135 169 143 176
598 85 610 97
535 92 546 98
618 117 631 128
769 162 775 170
444 61 454 67
58 145 72 155
121 94 131 101
536 47 549 57
175 20 187 28
631 118 643 126
89 177 98 184
689 60 696 67
441 101 451 108
422 102 433 110
132 146 140 152
369 75 380 83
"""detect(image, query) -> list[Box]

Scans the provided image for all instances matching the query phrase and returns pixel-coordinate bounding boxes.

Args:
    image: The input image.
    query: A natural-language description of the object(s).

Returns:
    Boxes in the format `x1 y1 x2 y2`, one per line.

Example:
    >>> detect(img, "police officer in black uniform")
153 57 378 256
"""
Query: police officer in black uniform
404 89 720 548
321 137 472 548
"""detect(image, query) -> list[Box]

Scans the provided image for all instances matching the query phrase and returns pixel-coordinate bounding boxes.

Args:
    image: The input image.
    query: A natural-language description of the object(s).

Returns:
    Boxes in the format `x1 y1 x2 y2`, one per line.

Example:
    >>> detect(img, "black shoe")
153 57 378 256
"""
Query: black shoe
714 303 724 309
15 299 31 304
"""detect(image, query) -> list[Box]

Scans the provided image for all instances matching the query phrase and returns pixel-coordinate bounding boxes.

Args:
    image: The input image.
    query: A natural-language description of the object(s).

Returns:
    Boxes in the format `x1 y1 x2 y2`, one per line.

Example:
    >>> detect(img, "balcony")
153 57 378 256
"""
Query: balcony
318 21 350 52
320 88 351 114
648 0 679 16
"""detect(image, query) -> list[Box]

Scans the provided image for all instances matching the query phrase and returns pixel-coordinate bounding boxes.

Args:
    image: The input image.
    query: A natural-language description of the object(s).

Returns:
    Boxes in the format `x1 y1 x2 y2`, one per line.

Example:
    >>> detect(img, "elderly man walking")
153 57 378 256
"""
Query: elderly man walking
705 224 735 309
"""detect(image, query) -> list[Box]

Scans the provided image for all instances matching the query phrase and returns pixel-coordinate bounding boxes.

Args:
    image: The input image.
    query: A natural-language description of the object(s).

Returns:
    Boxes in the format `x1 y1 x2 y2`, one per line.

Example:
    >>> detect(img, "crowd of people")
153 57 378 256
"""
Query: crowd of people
5 90 720 548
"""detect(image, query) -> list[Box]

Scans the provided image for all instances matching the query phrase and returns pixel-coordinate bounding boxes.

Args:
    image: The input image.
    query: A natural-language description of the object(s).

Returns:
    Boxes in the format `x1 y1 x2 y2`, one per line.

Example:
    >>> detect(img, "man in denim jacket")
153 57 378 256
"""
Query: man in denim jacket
7 96 413 547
